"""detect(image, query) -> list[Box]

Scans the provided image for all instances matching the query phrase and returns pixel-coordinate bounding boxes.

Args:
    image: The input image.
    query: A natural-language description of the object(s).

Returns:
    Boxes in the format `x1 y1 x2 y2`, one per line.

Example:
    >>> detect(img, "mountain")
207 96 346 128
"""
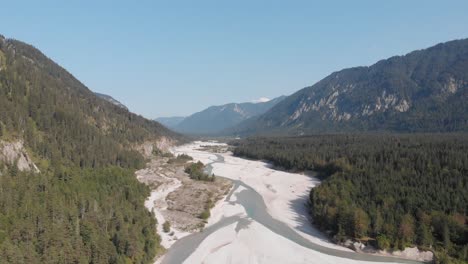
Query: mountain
170 96 286 135
230 39 468 135
155 116 186 129
0 35 180 262
95 92 128 110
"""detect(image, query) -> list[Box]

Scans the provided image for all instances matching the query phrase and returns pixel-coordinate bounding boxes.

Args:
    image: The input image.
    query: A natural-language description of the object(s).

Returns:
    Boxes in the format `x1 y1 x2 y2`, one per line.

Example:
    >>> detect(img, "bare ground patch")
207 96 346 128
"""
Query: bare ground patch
137 153 232 237
165 172 231 231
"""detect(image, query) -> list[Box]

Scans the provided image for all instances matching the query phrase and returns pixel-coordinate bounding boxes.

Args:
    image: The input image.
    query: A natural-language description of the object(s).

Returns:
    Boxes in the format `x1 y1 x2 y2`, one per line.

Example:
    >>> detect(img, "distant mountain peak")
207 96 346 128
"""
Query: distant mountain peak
154 116 186 129
158 96 286 135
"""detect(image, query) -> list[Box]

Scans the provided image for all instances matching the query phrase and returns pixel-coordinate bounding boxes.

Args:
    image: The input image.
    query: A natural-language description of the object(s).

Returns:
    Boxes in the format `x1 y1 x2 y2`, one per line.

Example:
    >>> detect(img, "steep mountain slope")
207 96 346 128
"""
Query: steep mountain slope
232 39 468 135
95 92 128 110
0 35 180 263
172 96 286 135
155 116 186 129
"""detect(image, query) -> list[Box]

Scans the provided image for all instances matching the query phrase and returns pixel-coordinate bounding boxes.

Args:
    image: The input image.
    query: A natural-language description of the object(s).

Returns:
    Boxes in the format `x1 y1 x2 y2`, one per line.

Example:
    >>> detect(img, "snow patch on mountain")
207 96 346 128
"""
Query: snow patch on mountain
252 97 271 103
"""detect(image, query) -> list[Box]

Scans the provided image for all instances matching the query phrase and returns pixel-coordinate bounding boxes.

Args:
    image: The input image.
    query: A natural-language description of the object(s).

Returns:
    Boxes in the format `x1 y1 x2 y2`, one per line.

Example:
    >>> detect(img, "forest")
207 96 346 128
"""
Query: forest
232 134 468 263
0 166 160 264
0 37 177 262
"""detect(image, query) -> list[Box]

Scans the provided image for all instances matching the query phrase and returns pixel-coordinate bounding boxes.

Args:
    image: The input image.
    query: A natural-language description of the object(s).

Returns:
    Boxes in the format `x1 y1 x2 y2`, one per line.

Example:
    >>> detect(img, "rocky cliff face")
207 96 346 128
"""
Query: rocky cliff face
0 140 39 172
134 136 178 159
283 73 464 125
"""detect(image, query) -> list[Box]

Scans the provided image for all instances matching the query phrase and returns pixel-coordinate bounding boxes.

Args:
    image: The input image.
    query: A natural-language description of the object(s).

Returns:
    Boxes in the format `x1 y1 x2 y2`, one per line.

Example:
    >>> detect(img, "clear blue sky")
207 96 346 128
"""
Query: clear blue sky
2 0 468 118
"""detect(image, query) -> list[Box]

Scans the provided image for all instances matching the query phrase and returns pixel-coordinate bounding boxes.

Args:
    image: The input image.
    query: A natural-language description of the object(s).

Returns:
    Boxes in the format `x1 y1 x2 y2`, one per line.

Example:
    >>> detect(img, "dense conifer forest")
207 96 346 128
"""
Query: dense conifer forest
0 37 180 263
232 134 468 263
0 166 159 263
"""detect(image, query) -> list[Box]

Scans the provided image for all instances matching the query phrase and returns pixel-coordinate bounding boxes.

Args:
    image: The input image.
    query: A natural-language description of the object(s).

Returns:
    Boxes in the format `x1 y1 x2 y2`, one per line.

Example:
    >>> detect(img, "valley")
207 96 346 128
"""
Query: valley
1 4 467 263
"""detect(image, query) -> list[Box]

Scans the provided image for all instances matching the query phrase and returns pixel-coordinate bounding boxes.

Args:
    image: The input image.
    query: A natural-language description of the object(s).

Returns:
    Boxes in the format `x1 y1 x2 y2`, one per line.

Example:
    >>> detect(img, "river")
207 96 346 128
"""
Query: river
159 142 425 264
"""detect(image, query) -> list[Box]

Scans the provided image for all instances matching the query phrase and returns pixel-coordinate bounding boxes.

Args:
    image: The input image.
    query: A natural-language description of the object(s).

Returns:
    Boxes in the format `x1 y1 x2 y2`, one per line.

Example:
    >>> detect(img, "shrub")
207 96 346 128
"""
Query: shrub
163 221 171 233
199 210 210 220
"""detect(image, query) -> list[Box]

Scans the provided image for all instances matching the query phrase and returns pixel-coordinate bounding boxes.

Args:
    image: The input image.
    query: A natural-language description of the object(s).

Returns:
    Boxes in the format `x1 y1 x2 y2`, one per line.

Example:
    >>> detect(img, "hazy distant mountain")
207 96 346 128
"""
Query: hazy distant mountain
95 92 128 110
167 96 286 135
155 116 186 129
230 39 468 135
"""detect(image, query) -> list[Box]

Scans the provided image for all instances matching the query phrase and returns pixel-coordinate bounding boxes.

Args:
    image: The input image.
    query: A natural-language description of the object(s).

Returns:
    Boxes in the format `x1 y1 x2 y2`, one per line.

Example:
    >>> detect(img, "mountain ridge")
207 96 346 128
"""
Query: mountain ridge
0 35 180 262
160 96 286 135
155 116 186 129
229 38 468 136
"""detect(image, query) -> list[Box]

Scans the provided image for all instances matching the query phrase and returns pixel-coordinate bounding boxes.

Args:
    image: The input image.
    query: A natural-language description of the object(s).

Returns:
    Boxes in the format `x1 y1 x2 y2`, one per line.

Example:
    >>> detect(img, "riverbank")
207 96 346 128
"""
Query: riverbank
136 159 190 249
135 147 232 262
161 141 424 264
173 141 355 251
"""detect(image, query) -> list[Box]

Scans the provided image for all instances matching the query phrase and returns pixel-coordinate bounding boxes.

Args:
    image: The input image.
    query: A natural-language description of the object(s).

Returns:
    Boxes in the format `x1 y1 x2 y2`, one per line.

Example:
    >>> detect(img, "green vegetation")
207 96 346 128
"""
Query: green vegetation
177 154 193 161
199 210 211 220
163 221 171 233
232 134 468 263
0 166 161 264
205 192 215 210
0 37 179 262
167 154 193 164
184 161 215 182
200 192 215 221
0 38 180 169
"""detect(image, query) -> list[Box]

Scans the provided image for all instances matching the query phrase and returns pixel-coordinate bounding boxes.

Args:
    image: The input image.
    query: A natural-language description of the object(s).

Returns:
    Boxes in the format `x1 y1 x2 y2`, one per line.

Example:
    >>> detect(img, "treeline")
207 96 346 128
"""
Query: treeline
232 134 468 263
0 37 173 262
